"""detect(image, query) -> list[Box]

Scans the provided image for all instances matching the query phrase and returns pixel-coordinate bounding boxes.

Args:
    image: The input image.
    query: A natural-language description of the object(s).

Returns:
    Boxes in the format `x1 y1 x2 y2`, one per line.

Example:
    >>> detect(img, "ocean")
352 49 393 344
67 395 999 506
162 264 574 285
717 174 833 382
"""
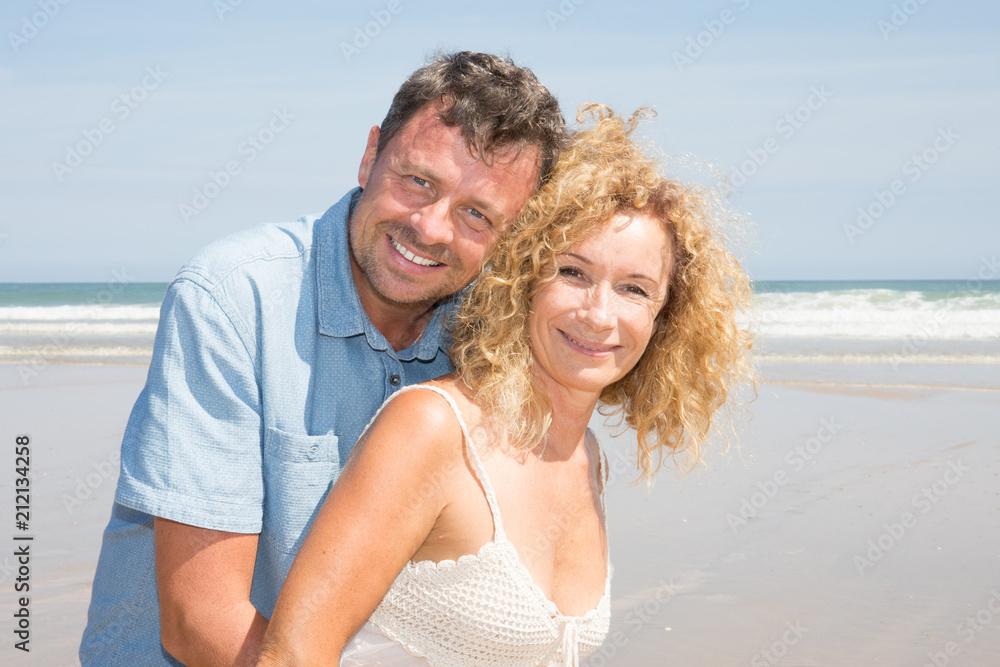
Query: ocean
750 280 1000 363
2 281 999 382
0 282 166 367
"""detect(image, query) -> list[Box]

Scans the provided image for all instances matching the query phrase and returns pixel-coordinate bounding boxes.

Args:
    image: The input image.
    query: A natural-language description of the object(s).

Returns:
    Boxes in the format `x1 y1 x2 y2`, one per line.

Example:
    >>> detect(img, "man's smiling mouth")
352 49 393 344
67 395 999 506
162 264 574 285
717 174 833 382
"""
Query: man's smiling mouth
390 236 442 267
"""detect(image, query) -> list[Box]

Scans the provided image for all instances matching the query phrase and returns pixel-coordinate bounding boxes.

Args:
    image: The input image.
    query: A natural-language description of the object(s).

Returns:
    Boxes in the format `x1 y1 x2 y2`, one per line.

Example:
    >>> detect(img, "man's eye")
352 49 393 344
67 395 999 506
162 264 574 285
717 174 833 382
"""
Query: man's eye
411 176 429 187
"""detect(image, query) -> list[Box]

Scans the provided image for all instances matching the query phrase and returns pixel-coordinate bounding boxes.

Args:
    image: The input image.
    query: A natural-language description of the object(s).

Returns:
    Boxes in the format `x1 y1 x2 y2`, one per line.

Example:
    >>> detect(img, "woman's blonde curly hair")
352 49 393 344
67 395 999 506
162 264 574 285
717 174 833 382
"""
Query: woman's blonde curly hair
450 105 753 479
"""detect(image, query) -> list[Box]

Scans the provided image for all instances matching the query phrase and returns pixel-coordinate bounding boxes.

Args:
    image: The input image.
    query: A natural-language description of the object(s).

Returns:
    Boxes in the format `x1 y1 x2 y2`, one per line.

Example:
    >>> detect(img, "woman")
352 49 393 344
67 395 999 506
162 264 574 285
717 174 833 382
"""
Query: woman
256 106 751 666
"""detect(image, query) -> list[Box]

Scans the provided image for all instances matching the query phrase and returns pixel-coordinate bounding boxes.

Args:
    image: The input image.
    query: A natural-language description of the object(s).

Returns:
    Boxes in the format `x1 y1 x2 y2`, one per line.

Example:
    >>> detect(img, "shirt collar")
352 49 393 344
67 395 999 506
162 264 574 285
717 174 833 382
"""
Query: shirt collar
315 188 452 361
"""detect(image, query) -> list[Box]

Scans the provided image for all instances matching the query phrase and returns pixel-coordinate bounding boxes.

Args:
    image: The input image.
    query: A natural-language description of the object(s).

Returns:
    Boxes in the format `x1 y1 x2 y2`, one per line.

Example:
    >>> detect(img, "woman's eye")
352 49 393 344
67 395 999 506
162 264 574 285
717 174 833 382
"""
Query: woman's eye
558 266 582 278
625 285 650 298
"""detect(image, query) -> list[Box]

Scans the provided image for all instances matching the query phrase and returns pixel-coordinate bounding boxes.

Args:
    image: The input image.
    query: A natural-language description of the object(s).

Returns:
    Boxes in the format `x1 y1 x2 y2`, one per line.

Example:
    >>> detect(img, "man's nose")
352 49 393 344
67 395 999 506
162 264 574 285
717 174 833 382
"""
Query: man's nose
410 198 454 246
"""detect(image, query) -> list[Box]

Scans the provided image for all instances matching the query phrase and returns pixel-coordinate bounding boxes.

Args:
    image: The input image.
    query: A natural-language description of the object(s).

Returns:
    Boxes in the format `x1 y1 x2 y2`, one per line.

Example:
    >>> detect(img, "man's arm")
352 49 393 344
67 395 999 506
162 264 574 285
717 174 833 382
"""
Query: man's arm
155 518 268 666
116 278 266 664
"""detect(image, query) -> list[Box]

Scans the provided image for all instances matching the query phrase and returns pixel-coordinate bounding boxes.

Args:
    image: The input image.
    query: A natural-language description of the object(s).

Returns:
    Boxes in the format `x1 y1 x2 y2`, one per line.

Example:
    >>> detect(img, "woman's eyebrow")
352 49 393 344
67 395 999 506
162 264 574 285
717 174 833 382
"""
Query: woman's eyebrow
562 252 659 284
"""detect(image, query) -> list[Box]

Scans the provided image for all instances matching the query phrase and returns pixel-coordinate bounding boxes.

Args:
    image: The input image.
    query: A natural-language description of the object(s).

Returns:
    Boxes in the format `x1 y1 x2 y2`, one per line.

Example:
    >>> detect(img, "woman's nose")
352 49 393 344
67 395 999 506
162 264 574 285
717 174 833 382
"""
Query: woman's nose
577 286 614 331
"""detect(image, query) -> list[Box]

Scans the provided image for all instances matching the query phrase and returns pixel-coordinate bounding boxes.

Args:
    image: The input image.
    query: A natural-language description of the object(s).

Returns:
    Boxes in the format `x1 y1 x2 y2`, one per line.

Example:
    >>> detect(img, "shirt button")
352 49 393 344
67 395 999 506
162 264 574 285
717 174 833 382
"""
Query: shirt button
389 374 401 386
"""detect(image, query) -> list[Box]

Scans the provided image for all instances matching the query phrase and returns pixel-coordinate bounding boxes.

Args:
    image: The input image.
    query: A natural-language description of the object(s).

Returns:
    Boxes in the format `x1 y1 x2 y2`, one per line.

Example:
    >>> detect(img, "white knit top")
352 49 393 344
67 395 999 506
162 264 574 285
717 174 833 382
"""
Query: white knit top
339 385 611 666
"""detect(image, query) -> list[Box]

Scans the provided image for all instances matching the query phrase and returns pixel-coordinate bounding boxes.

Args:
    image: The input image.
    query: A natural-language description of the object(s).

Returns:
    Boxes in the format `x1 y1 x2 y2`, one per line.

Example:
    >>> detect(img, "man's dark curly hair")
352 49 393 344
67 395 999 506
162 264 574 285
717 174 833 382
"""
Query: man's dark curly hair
377 51 566 182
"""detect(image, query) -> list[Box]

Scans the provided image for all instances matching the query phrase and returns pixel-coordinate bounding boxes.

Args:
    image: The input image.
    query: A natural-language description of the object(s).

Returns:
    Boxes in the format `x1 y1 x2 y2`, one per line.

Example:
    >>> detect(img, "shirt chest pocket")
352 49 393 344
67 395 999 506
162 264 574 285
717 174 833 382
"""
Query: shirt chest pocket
261 426 341 554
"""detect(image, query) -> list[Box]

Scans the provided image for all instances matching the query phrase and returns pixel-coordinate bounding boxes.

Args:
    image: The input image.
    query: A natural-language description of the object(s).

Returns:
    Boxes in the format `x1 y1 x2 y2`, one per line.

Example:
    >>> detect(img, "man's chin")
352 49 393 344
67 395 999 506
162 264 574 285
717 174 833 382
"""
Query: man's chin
369 280 460 309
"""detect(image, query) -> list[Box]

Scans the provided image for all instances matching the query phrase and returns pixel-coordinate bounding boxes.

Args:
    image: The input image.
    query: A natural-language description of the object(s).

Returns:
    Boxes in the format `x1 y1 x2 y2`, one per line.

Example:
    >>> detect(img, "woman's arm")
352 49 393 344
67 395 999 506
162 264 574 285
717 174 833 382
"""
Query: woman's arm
256 388 464 666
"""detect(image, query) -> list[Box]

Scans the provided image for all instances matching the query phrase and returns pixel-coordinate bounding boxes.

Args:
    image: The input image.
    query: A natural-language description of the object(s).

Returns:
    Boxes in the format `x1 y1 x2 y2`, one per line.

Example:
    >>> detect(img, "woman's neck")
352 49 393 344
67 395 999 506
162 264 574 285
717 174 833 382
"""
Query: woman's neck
534 378 600 462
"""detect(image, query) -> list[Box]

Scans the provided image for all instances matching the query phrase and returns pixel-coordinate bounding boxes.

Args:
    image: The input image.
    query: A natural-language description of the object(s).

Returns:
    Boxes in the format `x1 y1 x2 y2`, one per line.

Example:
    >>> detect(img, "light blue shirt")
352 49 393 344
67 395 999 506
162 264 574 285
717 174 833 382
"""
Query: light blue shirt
80 189 455 665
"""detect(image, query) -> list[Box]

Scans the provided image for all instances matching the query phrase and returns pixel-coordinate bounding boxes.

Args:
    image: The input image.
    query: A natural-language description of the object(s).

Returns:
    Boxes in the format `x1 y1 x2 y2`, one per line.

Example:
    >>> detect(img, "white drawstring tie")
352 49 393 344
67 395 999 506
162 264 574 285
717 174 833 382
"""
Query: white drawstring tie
561 619 580 667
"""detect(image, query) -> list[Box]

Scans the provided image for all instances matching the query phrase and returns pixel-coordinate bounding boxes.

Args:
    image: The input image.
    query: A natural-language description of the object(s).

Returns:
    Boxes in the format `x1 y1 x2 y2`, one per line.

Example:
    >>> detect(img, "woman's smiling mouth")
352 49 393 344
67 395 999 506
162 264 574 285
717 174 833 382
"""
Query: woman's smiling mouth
559 330 618 353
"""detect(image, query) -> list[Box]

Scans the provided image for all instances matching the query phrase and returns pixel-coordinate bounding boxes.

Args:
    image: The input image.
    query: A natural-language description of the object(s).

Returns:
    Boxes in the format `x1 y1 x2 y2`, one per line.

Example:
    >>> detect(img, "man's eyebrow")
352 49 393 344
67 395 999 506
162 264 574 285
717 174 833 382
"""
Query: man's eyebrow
394 156 503 224
469 197 503 224
395 157 440 182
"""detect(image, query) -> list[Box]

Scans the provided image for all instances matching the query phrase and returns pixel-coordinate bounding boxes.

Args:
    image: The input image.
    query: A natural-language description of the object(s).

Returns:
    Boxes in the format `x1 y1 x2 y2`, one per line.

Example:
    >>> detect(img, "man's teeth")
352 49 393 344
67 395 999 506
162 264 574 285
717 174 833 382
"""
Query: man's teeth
391 238 442 267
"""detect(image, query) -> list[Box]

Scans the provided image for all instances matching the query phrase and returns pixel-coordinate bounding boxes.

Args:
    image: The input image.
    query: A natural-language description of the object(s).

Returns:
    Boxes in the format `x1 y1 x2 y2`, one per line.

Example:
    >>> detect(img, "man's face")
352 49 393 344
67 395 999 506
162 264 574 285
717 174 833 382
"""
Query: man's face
349 104 541 311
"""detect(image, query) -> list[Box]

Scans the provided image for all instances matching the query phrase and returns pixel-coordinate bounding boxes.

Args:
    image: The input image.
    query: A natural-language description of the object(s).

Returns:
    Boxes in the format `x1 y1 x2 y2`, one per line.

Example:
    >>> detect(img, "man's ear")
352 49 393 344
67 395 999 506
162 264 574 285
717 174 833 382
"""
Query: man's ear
358 125 380 188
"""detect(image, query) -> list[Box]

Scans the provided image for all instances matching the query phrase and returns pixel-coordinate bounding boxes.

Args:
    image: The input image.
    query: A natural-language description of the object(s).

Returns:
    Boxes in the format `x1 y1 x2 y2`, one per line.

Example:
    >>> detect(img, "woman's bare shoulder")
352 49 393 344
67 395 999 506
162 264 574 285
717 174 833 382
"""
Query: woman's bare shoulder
357 374 491 470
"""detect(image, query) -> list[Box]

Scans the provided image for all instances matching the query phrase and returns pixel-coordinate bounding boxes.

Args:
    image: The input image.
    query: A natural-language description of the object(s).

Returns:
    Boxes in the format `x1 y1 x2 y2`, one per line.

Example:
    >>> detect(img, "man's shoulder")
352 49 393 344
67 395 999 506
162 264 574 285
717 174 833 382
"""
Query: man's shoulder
175 212 326 292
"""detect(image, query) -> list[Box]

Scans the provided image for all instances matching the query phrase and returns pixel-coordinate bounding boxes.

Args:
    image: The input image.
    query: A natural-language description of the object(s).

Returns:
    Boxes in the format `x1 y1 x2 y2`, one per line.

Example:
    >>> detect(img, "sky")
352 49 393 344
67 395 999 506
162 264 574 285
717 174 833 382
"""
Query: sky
0 0 997 282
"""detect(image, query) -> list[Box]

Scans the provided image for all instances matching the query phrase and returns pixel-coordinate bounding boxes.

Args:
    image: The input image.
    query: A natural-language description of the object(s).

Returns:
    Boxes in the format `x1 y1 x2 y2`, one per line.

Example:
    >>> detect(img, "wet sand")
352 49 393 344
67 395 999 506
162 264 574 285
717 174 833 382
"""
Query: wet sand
591 365 1000 666
1 362 998 666
0 363 147 667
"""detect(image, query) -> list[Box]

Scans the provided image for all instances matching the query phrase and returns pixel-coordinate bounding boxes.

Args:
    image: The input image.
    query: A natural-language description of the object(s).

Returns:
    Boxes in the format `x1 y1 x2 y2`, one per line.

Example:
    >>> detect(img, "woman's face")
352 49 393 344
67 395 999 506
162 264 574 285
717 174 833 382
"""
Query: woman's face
528 210 674 398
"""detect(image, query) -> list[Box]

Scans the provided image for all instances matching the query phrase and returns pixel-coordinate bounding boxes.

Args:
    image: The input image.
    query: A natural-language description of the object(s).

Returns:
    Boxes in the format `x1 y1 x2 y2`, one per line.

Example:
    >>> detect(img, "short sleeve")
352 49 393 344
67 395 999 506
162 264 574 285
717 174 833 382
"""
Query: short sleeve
114 278 265 533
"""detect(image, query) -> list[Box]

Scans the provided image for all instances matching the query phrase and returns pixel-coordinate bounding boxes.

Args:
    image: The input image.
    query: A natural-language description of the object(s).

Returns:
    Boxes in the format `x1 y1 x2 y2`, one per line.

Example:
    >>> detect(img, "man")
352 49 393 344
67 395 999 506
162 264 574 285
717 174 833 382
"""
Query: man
80 51 565 666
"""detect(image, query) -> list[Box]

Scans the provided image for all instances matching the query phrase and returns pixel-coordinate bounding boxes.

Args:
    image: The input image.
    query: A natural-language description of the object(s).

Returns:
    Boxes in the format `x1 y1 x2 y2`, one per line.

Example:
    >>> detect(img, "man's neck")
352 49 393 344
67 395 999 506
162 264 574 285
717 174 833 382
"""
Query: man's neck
348 260 437 352
363 296 436 352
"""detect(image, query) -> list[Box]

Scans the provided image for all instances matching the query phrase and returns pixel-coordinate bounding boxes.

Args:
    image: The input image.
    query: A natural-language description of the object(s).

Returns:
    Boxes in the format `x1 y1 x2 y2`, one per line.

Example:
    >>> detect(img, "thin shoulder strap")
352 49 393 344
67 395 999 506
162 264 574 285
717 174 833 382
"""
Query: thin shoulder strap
390 385 507 540
588 429 609 514
589 429 611 570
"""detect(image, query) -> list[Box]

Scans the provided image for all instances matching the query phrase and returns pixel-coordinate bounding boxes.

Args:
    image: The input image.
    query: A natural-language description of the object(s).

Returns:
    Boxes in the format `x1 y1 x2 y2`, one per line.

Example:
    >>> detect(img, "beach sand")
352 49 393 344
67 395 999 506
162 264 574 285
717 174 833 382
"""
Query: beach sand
1 361 998 666
591 364 1000 666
